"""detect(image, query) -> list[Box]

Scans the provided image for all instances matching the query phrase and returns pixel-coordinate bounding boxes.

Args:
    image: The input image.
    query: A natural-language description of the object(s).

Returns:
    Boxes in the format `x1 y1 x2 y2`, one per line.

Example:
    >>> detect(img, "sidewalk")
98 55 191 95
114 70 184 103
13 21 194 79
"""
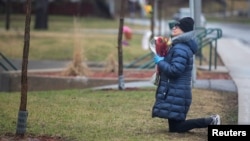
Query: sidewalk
217 37 250 125
93 79 237 93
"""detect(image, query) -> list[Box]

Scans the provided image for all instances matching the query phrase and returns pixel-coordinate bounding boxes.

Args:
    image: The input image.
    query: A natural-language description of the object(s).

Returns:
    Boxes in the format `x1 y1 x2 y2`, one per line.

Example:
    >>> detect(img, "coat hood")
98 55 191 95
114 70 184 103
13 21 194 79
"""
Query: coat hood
171 31 198 54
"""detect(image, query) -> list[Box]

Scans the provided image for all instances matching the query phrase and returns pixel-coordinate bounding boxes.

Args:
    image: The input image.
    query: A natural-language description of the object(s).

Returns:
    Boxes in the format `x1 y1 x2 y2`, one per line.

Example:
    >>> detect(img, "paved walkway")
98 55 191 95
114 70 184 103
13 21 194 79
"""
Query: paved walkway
93 78 237 93
217 37 250 125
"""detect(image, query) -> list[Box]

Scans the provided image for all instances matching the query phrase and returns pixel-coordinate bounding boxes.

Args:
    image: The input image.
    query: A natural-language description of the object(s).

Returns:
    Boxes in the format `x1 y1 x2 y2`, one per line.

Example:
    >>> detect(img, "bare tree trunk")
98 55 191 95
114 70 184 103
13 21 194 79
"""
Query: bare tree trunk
94 0 113 19
34 0 49 30
150 0 155 40
117 0 126 90
158 0 162 36
5 0 11 30
16 0 31 136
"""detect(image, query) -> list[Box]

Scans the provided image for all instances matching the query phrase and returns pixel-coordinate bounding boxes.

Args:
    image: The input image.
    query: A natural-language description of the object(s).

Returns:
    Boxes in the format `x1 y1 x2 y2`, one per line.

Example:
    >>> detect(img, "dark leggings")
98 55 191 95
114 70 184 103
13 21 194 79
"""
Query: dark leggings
168 118 210 133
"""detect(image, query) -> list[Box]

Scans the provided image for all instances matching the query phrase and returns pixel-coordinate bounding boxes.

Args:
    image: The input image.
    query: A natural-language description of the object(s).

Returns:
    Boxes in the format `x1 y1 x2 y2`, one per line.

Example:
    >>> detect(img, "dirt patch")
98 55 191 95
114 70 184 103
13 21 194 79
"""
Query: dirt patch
1 134 63 141
31 69 155 79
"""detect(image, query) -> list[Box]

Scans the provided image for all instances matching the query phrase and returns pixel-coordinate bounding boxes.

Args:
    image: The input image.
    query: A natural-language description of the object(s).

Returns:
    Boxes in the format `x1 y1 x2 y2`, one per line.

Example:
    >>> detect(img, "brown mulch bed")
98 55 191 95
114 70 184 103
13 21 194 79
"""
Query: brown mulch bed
196 70 231 80
31 69 231 80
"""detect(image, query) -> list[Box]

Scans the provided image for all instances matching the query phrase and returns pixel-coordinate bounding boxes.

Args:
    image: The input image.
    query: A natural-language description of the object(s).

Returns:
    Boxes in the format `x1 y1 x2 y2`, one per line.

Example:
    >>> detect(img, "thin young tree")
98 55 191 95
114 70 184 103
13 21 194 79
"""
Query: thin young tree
149 0 155 40
117 0 126 90
16 0 31 137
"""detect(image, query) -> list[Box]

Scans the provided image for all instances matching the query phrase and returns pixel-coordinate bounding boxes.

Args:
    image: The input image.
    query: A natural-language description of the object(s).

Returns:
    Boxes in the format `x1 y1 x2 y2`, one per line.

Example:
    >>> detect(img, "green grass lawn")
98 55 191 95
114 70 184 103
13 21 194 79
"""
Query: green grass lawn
0 88 237 141
0 14 150 65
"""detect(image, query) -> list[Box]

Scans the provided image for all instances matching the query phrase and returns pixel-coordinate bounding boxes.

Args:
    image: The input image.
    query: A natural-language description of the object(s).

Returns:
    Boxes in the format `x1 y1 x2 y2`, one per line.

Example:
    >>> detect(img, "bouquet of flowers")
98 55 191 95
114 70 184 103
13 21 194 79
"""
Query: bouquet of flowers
149 36 172 85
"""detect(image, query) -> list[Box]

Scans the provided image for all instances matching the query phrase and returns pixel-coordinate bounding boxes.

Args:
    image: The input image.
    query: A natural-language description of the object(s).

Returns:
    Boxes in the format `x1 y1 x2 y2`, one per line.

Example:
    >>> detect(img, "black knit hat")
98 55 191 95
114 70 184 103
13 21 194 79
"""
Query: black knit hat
176 17 194 32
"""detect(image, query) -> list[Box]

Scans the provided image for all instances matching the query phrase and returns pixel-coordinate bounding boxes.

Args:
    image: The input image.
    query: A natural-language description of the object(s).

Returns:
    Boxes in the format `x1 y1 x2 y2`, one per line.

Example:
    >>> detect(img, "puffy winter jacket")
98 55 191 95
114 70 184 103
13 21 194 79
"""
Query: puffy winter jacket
152 31 198 121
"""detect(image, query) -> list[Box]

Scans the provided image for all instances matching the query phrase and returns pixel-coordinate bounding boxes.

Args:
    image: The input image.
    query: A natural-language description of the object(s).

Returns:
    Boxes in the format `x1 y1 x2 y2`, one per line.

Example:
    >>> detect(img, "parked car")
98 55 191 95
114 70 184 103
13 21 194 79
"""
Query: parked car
172 7 206 28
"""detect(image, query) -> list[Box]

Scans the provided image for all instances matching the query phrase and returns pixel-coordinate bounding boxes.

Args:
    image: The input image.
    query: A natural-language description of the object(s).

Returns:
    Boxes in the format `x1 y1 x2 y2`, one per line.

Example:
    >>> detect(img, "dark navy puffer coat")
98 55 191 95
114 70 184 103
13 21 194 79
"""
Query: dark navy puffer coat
152 31 198 121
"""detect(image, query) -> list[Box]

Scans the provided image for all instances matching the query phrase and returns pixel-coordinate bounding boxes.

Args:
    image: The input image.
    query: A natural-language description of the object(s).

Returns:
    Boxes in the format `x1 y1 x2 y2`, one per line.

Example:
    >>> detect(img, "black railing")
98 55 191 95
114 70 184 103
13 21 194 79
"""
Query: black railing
196 28 223 70
123 27 223 70
0 52 17 71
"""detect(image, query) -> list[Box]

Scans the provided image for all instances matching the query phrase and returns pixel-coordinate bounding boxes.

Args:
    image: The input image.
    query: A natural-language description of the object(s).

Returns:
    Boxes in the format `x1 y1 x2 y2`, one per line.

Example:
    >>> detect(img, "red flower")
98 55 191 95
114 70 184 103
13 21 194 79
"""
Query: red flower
155 37 170 56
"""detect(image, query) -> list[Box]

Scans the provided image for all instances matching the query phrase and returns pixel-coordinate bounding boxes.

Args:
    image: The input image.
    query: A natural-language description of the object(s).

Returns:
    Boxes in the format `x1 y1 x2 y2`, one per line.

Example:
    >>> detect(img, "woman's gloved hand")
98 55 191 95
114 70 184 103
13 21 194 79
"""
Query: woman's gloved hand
153 55 164 64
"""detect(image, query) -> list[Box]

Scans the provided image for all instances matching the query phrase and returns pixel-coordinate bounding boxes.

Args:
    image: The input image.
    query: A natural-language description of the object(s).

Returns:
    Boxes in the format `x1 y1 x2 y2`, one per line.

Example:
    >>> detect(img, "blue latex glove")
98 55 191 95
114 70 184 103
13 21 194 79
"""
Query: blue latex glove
153 55 164 64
